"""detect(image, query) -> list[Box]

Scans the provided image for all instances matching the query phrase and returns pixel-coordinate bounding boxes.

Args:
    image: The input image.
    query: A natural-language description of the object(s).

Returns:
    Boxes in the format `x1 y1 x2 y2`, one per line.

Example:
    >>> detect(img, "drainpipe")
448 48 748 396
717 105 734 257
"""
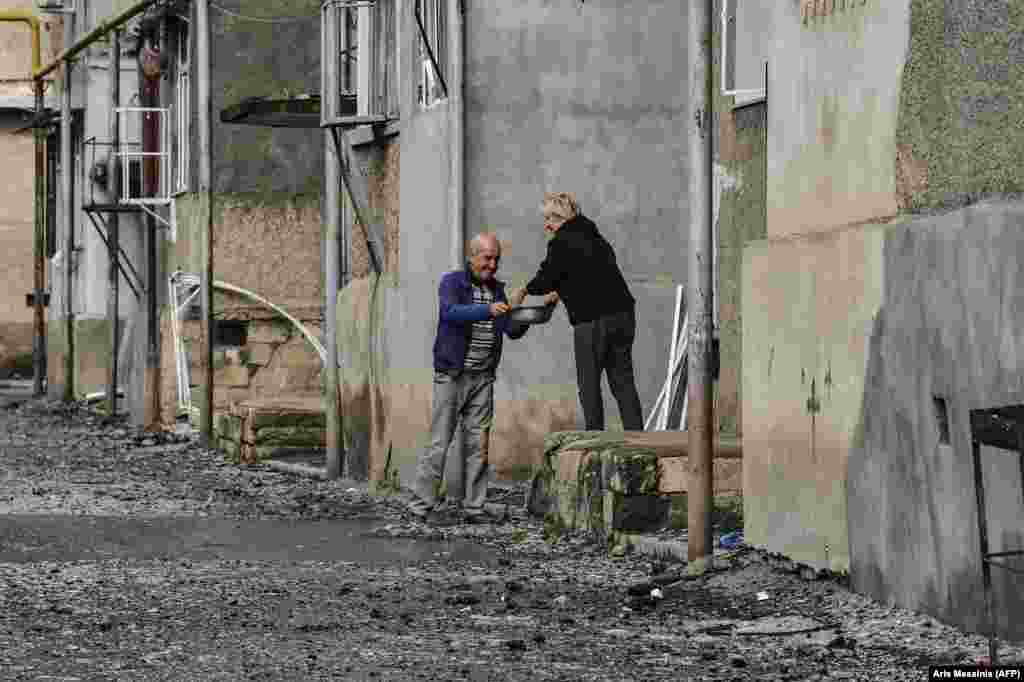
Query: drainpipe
0 10 45 396
323 2 342 479
61 50 75 402
196 0 214 447
106 30 120 415
449 0 464 270
687 0 715 568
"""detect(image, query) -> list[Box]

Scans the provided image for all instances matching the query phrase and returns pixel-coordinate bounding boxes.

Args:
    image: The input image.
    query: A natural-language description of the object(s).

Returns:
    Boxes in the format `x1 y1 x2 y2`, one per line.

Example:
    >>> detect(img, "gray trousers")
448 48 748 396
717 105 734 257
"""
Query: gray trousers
411 368 495 514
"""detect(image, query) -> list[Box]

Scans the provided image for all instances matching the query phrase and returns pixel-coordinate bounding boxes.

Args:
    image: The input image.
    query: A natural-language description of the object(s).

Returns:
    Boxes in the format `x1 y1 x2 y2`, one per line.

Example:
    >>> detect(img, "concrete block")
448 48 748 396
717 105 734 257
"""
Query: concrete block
250 410 326 429
246 343 274 366
215 365 250 388
275 341 319 367
253 426 326 447
215 414 243 442
252 445 323 462
247 321 291 345
659 457 744 495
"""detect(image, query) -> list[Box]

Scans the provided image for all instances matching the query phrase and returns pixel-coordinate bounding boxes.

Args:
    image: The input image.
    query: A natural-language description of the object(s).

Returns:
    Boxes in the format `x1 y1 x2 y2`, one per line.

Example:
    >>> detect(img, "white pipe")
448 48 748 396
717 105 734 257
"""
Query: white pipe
659 285 683 430
645 314 688 431
449 0 464 269
212 280 327 365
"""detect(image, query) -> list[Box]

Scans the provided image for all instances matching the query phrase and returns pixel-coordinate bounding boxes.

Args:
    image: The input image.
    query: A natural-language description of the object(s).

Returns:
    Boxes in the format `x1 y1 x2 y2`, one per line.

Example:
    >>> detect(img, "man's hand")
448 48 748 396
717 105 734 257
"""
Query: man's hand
490 302 511 317
507 288 527 306
542 291 560 306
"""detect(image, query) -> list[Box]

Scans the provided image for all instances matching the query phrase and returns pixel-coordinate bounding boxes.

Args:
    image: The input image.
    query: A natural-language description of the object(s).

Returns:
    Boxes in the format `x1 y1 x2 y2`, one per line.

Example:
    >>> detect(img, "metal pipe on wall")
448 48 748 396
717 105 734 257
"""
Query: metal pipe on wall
34 69 46 397
61 57 75 403
106 30 120 415
323 7 343 479
34 1 157 81
686 0 715 567
449 0 464 270
196 0 214 447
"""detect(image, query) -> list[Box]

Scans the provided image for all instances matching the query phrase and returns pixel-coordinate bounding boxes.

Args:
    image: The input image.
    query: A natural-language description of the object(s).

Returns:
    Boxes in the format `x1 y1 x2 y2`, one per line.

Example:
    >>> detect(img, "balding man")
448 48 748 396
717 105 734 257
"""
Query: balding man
409 233 530 525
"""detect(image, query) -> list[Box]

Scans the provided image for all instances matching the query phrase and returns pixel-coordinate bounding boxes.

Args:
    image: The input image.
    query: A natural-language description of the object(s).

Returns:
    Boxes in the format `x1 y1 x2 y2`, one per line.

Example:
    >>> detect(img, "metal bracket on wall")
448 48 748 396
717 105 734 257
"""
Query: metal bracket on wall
329 126 383 275
82 208 145 298
969 406 1024 666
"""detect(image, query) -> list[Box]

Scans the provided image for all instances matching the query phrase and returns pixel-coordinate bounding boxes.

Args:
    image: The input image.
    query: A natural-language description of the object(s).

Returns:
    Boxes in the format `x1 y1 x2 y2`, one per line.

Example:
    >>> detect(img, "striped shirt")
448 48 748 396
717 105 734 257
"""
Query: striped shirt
463 283 497 371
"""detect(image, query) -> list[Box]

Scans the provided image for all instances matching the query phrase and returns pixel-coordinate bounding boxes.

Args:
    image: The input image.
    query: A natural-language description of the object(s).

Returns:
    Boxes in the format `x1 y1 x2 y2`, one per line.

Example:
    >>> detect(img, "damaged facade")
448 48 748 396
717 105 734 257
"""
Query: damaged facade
722 0 1024 642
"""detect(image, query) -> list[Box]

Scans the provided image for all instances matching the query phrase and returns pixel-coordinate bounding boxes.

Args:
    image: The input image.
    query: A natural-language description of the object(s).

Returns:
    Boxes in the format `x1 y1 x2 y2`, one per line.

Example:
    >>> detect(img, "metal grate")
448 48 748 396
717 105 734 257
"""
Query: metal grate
116 107 170 205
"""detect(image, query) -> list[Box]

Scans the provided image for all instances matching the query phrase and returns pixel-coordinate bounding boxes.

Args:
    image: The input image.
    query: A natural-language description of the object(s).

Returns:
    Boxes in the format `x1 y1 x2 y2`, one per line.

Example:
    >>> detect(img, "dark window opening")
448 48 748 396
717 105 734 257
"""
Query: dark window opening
934 396 950 445
213 320 247 348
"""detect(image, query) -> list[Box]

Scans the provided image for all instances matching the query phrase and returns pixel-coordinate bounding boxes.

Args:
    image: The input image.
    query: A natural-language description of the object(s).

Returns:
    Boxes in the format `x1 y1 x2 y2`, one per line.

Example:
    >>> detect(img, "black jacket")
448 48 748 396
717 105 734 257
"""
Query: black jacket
524 214 635 326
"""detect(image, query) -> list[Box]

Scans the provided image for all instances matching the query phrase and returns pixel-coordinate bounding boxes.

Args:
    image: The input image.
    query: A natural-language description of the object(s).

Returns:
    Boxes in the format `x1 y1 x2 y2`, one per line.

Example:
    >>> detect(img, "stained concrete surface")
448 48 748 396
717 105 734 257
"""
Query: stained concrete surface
849 200 1024 642
0 515 494 566
1 398 1021 679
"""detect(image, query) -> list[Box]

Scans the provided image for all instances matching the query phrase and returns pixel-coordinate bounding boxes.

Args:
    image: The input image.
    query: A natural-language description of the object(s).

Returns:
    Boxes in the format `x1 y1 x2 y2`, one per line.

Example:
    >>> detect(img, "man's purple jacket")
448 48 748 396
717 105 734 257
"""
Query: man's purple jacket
432 266 529 373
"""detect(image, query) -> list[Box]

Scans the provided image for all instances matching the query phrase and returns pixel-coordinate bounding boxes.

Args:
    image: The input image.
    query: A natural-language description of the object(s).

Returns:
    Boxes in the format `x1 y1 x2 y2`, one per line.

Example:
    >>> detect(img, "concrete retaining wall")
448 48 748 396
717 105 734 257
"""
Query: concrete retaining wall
850 200 1024 642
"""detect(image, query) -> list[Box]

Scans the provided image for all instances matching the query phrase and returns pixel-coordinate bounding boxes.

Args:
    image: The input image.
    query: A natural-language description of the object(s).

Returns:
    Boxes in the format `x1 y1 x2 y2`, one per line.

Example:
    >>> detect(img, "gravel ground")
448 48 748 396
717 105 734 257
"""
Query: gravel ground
0 397 1021 681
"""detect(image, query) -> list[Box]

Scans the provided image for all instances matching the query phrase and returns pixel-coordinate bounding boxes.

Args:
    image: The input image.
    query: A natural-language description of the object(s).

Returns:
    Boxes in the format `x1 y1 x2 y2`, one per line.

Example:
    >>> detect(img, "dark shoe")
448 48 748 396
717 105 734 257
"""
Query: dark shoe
406 507 429 523
464 505 508 525
426 507 464 527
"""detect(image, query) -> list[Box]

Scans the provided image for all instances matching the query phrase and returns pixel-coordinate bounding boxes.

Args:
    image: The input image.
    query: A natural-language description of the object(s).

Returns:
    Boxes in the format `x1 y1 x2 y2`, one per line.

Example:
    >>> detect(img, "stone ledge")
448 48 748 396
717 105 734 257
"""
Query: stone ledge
528 431 743 541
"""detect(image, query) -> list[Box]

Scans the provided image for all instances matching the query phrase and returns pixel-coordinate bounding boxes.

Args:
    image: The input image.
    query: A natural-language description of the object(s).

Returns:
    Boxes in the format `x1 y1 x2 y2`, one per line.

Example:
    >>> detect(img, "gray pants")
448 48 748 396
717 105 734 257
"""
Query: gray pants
410 369 495 514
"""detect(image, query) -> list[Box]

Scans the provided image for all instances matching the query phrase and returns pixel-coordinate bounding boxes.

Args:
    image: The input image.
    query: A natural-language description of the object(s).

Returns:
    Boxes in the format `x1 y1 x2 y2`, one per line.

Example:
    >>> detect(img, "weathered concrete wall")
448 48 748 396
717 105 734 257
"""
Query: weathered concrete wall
464 0 691 437
350 141 401 279
173 194 322 307
208 0 322 196
849 200 1024 642
161 299 323 426
765 0 912 238
743 223 886 572
894 0 1024 212
713 0 769 438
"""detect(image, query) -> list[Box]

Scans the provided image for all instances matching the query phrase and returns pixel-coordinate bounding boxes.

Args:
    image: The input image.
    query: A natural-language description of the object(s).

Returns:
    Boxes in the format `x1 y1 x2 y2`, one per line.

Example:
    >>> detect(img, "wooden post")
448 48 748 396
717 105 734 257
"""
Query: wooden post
687 0 715 566
197 0 214 447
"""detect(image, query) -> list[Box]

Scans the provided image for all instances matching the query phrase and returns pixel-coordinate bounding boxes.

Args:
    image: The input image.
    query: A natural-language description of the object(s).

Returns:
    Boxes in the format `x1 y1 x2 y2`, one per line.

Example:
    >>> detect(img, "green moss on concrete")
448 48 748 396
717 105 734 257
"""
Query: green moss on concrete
254 426 325 447
250 411 326 429
895 0 1024 212
711 0 768 438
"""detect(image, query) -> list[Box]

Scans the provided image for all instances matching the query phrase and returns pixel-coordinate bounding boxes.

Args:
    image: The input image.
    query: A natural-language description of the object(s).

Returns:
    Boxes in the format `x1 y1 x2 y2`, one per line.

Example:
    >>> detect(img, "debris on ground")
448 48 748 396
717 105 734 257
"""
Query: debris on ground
0 396 1020 680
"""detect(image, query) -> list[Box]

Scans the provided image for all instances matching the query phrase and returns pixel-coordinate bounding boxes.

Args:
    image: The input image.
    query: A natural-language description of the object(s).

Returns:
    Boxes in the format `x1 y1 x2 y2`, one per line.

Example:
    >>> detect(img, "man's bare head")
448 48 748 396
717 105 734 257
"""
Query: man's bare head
468 232 502 281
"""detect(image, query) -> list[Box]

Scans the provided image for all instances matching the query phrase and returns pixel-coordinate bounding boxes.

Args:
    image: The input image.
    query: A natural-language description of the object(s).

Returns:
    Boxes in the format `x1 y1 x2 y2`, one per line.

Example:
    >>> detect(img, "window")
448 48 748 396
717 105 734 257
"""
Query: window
721 0 768 105
416 0 447 108
173 20 190 193
322 0 397 123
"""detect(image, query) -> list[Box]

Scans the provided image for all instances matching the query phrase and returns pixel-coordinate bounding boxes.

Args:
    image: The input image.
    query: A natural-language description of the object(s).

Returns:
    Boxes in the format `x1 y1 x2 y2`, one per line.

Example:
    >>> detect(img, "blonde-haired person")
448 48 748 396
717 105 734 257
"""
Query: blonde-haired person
509 193 643 431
